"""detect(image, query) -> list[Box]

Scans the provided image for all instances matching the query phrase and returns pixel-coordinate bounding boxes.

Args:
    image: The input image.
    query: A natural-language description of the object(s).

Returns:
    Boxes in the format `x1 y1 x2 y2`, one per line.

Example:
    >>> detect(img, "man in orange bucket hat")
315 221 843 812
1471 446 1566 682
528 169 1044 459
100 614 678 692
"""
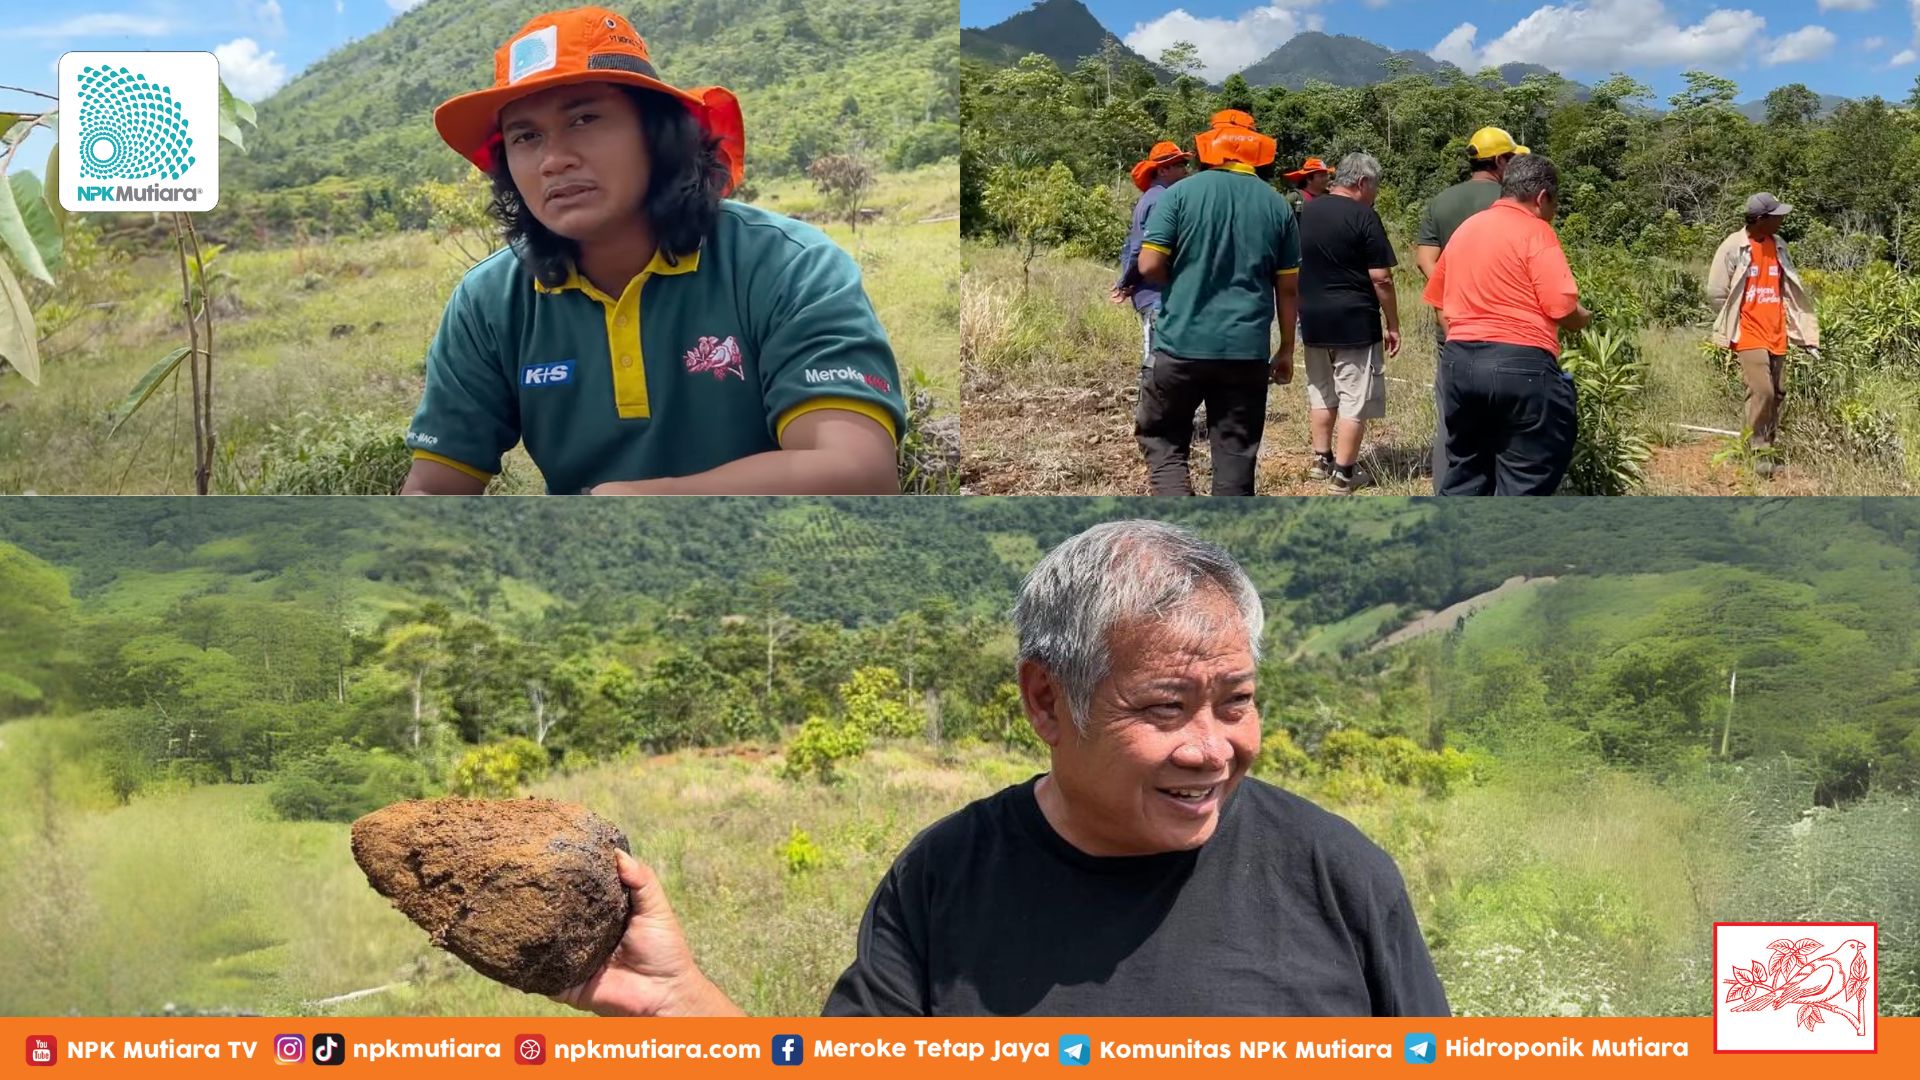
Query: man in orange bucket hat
402 7 905 496
1133 109 1301 495
1114 141 1192 390
1281 156 1331 215
1193 109 1275 171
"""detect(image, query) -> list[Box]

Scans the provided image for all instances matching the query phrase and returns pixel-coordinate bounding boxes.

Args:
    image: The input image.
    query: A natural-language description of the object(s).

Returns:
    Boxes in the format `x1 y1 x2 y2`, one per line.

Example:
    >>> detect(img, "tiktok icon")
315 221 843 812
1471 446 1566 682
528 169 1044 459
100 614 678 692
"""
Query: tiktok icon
312 1034 346 1067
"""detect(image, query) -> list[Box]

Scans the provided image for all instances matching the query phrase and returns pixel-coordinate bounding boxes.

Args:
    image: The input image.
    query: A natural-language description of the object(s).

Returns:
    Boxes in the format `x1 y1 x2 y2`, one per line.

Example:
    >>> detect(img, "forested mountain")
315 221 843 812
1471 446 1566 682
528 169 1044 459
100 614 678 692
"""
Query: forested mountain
2 498 1918 806
960 0 1167 79
227 0 959 192
963 1 1563 90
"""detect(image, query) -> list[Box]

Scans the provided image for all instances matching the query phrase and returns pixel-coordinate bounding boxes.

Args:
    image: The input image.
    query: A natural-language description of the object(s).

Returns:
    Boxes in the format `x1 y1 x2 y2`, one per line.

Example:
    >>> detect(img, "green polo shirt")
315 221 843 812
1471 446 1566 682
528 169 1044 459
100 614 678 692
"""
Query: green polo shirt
405 200 906 494
1140 163 1300 361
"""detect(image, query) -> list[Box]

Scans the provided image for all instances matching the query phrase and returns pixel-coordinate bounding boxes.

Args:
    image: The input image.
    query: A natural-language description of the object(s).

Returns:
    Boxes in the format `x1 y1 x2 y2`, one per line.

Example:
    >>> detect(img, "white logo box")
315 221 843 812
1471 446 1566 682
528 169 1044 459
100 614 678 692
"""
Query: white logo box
58 51 220 213
1713 922 1877 1053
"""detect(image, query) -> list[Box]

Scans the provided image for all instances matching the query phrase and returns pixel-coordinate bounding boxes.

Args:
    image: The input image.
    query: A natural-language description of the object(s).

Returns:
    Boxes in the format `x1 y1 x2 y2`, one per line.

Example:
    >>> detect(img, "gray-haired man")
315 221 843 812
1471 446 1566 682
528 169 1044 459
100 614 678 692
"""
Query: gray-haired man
1299 153 1400 493
551 520 1451 1017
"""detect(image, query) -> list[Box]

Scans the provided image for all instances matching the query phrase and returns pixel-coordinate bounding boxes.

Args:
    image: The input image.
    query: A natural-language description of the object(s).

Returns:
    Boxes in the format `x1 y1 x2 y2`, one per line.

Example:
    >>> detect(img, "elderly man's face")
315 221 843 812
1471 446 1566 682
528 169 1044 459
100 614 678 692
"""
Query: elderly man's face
1025 587 1260 856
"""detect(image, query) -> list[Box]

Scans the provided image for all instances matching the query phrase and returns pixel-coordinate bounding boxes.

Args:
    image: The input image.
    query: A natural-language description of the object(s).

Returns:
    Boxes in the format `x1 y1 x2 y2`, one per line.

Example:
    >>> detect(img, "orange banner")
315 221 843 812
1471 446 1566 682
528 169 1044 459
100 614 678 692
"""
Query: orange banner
2 1017 1915 1077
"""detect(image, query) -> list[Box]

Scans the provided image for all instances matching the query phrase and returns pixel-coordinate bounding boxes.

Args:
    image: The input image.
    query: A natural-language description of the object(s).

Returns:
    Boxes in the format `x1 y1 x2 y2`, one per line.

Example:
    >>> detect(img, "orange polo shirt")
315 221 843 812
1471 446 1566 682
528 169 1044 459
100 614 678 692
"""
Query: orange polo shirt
1421 199 1580 357
1735 236 1788 356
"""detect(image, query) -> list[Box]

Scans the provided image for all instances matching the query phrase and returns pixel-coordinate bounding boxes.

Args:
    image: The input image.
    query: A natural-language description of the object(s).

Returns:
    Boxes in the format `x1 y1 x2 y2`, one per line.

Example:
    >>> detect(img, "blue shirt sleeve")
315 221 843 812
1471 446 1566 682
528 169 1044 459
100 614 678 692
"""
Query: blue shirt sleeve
1116 188 1159 291
1142 184 1180 253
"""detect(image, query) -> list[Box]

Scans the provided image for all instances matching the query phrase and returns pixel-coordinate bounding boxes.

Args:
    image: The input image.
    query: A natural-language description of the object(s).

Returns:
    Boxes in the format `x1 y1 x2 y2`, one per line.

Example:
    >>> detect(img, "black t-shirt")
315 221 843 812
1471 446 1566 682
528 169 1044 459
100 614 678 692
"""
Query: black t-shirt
820 775 1450 1017
1298 193 1398 347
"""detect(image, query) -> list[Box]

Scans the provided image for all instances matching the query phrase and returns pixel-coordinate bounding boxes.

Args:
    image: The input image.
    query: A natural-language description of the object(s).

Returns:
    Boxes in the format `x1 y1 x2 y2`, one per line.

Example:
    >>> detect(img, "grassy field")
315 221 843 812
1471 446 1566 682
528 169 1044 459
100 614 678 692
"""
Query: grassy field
960 241 1912 496
0 709 1807 1020
0 164 957 495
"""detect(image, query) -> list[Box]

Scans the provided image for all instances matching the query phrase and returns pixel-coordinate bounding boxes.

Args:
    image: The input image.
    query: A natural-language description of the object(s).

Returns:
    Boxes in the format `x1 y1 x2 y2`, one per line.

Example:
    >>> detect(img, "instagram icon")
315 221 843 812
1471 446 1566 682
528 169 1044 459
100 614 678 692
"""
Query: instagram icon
275 1035 306 1064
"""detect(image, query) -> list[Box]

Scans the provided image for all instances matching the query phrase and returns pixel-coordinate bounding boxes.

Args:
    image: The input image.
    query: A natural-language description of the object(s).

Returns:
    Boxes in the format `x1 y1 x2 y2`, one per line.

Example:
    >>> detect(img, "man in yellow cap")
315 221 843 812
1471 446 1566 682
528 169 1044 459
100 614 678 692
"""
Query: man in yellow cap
1281 156 1331 217
400 7 905 495
1412 126 1528 490
1134 110 1299 496
1113 141 1192 388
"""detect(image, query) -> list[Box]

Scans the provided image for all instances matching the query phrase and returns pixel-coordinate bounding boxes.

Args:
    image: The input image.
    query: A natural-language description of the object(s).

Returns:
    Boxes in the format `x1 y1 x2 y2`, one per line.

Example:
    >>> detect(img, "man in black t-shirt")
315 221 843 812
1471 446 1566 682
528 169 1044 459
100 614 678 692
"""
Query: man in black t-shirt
548 521 1451 1019
1299 153 1400 494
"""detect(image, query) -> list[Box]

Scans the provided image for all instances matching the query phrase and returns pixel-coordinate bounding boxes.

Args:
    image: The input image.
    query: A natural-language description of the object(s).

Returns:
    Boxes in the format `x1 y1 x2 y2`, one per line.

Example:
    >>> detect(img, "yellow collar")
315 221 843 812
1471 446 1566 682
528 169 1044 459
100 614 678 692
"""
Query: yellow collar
533 246 701 300
1217 162 1257 176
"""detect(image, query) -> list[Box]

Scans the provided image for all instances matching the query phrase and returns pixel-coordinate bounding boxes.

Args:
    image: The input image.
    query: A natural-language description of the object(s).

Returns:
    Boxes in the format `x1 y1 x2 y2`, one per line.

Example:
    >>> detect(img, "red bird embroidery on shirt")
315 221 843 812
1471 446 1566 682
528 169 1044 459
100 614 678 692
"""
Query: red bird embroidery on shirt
1726 938 1870 1035
684 335 745 380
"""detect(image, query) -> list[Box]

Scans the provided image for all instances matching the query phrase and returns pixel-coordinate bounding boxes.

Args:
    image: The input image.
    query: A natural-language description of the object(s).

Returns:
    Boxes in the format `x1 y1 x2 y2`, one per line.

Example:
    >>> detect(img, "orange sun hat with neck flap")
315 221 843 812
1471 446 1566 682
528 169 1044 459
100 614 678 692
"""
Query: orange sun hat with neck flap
433 6 745 196
1130 140 1191 191
1194 109 1275 169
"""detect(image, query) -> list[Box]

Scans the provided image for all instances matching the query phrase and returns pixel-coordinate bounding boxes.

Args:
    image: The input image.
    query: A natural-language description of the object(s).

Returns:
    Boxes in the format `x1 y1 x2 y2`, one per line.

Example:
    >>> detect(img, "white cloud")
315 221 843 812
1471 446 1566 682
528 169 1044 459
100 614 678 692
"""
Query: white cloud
255 0 285 36
214 37 288 98
1122 3 1325 82
1893 47 1919 63
1866 35 1888 49
17 14 174 38
1431 23 1482 69
1765 25 1836 63
1431 2 1772 73
388 0 427 11
335 0 345 11
1816 0 1874 10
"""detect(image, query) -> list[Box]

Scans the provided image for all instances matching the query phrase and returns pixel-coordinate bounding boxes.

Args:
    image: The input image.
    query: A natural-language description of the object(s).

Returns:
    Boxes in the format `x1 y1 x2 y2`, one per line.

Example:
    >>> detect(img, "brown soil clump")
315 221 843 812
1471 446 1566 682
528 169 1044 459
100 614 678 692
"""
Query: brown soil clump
350 798 631 995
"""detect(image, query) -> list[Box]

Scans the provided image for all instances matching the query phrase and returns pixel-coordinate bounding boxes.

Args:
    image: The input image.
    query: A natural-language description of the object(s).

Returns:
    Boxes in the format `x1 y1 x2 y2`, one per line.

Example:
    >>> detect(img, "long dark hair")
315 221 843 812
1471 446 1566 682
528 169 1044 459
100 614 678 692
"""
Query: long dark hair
487 85 730 287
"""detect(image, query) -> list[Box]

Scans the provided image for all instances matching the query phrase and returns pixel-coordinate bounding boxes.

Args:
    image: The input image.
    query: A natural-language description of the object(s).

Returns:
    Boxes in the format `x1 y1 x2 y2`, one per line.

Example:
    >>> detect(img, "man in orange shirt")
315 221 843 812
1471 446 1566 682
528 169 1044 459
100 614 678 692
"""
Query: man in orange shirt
1420 155 1592 495
1705 193 1820 476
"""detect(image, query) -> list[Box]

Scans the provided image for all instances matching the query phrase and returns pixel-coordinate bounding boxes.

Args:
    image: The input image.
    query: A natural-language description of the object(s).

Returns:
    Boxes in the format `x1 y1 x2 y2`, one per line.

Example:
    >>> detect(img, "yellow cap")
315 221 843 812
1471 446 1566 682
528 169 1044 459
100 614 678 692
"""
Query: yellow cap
1467 126 1530 159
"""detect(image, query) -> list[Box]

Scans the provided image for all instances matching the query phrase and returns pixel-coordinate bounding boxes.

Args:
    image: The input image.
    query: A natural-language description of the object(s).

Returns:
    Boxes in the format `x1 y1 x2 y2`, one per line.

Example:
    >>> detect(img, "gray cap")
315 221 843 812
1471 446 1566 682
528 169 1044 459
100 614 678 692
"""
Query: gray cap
1745 192 1792 217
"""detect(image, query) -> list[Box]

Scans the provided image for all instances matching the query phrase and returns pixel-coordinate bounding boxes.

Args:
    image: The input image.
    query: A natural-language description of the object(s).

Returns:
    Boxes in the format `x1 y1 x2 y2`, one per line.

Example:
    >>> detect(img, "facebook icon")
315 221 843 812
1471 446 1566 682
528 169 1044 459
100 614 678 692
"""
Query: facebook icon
771 1035 805 1066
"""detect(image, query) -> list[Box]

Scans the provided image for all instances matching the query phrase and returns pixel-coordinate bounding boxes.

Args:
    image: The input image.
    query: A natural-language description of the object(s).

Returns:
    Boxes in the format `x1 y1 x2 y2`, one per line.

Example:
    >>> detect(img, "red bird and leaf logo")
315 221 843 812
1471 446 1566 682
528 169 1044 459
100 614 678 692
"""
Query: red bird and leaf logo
684 335 745 380
1724 936 1871 1036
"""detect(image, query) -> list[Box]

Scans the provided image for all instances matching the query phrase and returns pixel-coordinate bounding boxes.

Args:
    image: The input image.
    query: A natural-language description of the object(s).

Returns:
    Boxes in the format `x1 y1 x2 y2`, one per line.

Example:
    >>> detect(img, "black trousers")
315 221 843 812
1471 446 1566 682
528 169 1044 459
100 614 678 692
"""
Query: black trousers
1436 340 1577 496
1135 351 1269 496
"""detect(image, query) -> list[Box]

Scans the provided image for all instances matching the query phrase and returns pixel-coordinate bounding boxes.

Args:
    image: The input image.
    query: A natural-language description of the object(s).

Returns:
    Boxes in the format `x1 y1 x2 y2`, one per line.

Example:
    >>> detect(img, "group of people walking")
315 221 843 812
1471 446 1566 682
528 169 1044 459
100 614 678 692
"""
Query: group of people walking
1113 111 1820 495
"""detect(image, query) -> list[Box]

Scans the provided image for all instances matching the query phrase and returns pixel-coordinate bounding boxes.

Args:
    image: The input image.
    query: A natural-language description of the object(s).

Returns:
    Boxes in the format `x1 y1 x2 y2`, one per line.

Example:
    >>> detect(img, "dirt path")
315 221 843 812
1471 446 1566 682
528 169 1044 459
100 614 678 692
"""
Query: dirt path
1369 575 1556 652
962 362 1809 496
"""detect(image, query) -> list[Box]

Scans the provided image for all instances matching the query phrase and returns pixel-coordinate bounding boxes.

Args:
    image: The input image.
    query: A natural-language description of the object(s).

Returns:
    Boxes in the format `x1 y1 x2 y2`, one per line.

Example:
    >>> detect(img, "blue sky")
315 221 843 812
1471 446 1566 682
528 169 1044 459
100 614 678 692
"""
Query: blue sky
1 1 430 178
963 1 1920 102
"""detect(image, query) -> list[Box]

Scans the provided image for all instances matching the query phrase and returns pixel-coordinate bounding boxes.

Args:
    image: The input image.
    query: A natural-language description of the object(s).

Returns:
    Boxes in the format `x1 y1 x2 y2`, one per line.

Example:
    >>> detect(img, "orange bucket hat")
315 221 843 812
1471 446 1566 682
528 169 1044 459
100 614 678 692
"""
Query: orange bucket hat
1194 109 1275 169
433 6 745 196
1284 156 1331 183
1129 140 1191 191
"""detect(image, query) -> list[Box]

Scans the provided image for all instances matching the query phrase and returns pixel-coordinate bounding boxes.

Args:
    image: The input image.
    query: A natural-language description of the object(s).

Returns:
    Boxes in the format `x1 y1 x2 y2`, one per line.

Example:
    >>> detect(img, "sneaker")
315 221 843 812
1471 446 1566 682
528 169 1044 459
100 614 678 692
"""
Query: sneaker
1307 454 1334 481
1328 467 1372 494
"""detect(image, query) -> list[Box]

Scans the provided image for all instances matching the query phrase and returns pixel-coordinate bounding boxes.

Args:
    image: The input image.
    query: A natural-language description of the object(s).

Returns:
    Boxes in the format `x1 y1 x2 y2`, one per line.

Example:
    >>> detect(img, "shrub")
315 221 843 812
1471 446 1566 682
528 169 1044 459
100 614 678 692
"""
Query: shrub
1312 730 1482 797
839 666 916 738
778 826 824 875
268 743 431 822
779 716 868 784
1560 326 1653 495
251 412 413 495
1253 726 1312 780
449 737 551 798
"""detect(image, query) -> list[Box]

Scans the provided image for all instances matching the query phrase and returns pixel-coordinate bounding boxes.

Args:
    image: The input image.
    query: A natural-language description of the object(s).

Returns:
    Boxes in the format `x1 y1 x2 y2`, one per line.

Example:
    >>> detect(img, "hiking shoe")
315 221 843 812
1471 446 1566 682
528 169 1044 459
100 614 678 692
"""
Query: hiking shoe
1755 458 1776 479
1307 454 1334 481
1328 467 1372 494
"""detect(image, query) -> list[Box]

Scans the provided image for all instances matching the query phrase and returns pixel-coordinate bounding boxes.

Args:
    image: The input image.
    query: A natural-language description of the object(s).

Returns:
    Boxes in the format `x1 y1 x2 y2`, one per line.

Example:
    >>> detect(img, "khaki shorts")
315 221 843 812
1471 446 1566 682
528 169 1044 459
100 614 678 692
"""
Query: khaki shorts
1303 343 1386 420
